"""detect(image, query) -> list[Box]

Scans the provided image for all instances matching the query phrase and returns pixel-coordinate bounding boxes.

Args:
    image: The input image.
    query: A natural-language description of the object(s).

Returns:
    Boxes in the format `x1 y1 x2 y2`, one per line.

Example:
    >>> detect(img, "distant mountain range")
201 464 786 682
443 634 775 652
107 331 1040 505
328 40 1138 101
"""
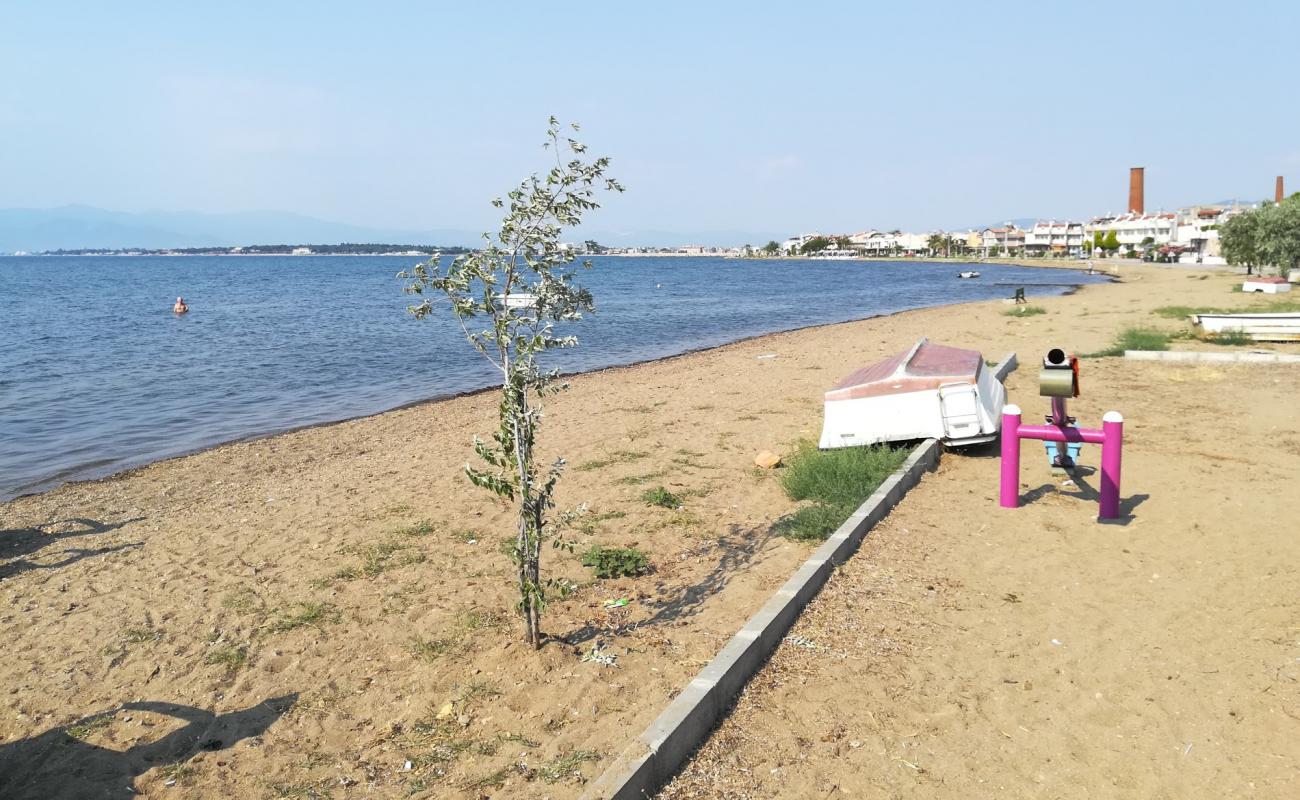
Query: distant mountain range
0 205 479 253
0 205 786 252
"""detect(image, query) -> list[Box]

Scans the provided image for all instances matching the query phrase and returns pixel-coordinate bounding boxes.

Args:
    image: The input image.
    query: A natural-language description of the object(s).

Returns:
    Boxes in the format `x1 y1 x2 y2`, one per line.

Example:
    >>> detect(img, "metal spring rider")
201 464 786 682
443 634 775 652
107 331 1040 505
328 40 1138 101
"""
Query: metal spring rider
999 349 1125 520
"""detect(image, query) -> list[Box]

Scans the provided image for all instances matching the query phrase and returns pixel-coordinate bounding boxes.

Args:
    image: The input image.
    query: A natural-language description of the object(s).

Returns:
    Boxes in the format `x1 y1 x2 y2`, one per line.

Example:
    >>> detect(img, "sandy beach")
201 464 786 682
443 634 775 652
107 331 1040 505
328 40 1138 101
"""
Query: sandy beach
2 263 1297 798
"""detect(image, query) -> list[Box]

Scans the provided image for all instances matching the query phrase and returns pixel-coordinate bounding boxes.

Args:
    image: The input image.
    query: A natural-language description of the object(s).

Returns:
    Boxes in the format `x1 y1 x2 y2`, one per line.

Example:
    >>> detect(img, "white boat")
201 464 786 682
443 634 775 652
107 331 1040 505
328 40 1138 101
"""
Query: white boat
1241 277 1291 294
957 270 981 278
1191 312 1300 342
819 338 1007 449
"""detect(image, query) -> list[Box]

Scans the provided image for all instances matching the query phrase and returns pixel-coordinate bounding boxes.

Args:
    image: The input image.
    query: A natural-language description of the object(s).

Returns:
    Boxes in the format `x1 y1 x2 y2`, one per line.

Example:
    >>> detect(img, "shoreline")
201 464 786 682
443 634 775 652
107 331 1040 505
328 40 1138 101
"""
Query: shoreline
5 265 1103 502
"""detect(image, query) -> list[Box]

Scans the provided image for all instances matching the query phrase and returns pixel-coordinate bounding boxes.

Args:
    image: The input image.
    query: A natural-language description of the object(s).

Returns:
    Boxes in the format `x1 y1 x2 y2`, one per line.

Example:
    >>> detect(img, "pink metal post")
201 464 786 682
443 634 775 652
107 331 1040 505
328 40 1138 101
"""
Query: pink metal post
1098 411 1124 519
999 405 1022 508
1001 406 1125 519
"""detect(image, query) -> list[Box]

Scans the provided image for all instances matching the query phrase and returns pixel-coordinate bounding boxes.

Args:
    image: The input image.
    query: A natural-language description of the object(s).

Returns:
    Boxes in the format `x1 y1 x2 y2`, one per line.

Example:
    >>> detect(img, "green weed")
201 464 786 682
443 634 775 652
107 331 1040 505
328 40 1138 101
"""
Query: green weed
1083 327 1171 357
1002 305 1046 316
1204 329 1254 346
641 486 682 508
66 714 112 740
775 441 908 541
615 470 669 486
270 602 339 632
581 545 649 579
204 644 248 672
538 749 602 784
576 450 649 471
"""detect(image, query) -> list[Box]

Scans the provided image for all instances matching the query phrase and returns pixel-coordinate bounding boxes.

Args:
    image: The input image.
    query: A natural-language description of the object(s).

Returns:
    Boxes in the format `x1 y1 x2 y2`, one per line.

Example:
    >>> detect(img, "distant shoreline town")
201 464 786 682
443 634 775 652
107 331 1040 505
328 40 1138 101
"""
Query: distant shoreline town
9 169 1288 265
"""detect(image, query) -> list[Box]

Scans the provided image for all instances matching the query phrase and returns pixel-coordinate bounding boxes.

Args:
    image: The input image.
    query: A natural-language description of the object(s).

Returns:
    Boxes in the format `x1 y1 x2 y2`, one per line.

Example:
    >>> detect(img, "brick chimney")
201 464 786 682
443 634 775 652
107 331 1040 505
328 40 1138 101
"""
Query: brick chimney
1128 167 1145 214
1277 175 1285 204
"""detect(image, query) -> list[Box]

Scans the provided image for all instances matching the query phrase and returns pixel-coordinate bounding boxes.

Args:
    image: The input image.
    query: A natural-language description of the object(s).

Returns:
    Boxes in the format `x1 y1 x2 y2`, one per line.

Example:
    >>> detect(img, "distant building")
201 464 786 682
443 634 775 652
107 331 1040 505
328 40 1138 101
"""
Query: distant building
1024 221 1085 256
291 246 312 255
980 226 1026 254
1085 213 1177 251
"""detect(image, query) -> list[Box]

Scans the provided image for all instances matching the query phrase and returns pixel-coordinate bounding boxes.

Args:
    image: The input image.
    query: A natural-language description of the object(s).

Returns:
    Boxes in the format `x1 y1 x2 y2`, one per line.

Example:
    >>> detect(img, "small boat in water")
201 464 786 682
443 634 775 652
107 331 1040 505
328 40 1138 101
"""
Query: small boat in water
1191 312 1300 342
957 271 981 278
819 338 1007 449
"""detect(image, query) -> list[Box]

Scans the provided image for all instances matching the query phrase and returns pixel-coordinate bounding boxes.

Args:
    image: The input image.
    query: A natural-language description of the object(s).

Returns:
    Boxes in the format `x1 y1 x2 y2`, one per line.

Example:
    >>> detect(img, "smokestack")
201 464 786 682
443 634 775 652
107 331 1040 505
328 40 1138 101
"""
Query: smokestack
1277 176 1285 204
1128 167 1145 214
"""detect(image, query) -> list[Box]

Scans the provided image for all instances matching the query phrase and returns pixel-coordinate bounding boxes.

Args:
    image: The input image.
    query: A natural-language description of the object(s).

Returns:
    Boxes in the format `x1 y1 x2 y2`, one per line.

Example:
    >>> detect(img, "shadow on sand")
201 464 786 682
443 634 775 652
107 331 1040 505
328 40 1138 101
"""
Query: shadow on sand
0 517 144 581
559 521 779 646
0 693 298 799
1020 469 1149 526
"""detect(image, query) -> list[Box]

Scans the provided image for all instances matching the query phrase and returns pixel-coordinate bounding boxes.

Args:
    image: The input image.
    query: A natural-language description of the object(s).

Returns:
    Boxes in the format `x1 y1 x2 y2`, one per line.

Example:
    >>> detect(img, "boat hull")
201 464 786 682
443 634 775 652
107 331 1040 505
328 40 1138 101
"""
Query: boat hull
1192 312 1300 342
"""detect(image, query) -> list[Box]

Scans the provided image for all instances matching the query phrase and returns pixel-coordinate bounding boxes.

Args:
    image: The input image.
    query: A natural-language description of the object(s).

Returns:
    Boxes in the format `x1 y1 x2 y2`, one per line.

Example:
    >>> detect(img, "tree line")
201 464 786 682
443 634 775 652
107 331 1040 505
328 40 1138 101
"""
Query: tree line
1220 194 1300 276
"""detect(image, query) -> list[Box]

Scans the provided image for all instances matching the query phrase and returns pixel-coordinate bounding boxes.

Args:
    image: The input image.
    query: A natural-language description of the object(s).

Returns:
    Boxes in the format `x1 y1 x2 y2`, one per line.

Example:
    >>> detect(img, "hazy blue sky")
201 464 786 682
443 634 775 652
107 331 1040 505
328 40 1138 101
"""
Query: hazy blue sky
2 1 1297 237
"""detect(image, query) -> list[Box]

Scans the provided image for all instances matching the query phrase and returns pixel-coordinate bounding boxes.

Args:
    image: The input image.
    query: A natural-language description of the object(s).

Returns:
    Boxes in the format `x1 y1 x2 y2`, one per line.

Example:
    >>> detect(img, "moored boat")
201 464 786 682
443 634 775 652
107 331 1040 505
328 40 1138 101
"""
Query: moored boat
957 270 981 278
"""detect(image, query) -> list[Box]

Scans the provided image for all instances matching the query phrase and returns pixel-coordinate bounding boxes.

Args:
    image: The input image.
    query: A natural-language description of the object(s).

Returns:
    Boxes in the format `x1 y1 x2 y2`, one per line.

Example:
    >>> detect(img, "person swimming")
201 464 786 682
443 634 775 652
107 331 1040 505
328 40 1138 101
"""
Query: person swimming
173 296 189 314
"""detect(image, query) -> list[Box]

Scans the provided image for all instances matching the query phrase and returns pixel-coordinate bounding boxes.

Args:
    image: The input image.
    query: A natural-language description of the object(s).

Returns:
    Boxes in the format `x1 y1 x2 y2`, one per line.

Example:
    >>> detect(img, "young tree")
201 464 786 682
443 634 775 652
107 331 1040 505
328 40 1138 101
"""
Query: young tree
1102 230 1120 254
401 119 623 648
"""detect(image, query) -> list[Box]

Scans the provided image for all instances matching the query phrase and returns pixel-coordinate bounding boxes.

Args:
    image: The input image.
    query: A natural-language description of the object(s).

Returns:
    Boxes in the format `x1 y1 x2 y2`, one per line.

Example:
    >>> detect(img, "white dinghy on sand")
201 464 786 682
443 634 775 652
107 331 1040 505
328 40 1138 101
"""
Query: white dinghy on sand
819 338 1007 449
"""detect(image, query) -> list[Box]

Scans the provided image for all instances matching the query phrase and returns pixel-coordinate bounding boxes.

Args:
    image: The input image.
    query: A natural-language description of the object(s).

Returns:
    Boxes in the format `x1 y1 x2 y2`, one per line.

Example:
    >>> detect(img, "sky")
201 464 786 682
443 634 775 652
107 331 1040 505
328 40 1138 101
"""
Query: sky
2 0 1298 240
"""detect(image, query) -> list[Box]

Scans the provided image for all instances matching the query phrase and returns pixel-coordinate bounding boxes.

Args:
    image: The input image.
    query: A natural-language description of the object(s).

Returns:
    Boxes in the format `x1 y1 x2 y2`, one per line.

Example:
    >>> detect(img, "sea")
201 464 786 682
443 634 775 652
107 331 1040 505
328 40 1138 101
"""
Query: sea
0 255 1109 500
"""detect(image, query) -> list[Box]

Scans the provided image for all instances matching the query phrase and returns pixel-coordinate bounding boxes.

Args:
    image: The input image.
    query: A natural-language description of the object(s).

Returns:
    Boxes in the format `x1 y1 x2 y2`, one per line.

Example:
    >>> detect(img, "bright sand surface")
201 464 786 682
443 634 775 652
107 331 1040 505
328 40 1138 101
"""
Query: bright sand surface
1 264 1297 798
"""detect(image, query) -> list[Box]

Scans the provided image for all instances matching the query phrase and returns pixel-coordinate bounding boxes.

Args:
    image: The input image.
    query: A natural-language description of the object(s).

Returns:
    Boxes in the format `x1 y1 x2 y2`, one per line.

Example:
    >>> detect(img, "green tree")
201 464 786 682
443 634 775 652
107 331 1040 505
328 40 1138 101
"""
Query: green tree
762 240 780 255
799 236 833 254
1255 198 1300 277
401 119 623 648
926 233 946 255
1102 230 1120 253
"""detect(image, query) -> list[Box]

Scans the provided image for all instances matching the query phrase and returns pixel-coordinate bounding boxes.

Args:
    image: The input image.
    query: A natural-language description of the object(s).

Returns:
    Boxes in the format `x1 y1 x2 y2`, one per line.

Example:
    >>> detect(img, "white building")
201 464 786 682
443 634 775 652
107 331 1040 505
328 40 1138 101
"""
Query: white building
980 226 1026 254
1085 213 1177 251
1024 221 1085 256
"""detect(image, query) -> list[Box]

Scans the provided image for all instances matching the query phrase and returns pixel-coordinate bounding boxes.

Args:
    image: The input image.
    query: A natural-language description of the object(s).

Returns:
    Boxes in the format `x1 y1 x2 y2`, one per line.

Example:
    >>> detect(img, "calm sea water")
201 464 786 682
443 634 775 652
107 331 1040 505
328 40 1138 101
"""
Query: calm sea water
0 255 1107 499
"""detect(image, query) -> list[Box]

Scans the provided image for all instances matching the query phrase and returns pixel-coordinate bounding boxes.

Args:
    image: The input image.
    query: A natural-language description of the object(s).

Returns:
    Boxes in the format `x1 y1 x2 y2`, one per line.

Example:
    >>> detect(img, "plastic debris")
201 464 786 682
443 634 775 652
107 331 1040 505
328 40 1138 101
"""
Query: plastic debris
602 598 630 609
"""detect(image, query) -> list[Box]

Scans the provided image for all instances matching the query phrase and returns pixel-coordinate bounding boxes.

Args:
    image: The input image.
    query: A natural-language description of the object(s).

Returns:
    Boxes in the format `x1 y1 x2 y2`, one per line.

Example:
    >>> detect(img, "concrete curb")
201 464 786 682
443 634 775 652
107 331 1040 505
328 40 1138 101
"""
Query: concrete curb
582 438 941 800
1125 349 1300 364
993 352 1018 381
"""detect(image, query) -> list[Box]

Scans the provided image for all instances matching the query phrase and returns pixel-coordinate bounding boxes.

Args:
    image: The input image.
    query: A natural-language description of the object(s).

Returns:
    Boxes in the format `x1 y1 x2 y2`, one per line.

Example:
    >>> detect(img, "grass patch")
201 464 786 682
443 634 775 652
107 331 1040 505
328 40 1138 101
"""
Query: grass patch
263 779 334 799
393 519 436 537
1203 329 1255 346
615 469 669 486
640 486 682 508
499 732 541 748
269 602 339 633
537 748 602 784
221 587 262 613
1002 305 1046 317
66 714 112 740
204 644 247 672
1155 299 1300 318
774 441 908 542
1082 327 1171 357
409 636 462 661
156 763 197 785
576 450 649 471
575 510 626 535
581 545 649 578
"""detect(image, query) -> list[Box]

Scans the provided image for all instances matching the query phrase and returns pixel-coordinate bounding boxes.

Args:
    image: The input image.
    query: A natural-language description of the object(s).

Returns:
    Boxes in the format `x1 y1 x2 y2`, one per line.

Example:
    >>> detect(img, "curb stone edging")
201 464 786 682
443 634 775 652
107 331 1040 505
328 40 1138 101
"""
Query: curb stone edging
581 437 942 800
993 352 1018 382
1125 349 1300 364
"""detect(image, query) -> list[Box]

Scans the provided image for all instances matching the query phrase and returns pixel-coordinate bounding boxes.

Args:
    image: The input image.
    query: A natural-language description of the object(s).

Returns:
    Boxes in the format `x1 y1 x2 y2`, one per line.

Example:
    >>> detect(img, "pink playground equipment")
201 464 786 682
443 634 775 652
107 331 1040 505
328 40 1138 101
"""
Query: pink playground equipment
999 348 1125 520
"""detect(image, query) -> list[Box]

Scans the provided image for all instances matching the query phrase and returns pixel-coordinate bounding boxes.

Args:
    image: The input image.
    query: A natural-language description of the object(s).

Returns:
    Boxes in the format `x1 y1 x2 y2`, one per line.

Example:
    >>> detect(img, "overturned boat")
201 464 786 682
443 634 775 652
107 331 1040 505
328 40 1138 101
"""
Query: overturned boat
1191 312 1300 342
819 338 1007 449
